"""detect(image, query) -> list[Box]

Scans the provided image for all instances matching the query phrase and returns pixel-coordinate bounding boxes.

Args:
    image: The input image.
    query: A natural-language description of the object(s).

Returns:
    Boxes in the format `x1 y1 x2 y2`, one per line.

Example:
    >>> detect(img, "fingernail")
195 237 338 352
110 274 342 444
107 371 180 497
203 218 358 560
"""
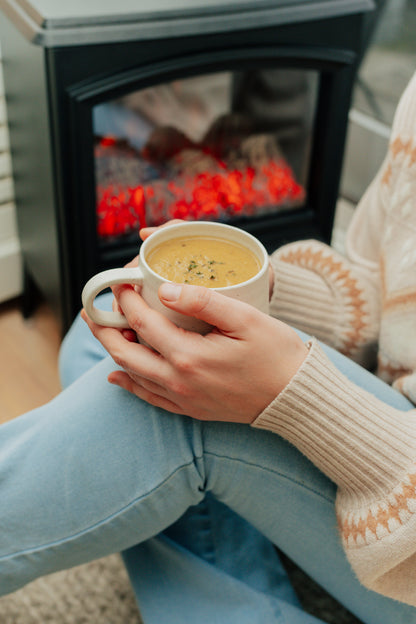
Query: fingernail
160 283 182 301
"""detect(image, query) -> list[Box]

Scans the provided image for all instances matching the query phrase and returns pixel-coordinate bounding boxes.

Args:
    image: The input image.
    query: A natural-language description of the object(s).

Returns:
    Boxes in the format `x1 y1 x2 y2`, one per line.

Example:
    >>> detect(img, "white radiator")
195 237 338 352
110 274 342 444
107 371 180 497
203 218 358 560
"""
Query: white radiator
0 45 22 303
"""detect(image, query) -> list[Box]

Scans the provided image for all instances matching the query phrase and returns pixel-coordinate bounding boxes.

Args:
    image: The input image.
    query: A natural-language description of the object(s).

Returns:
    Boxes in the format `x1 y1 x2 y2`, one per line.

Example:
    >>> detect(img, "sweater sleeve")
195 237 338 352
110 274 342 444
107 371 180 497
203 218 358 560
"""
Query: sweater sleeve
268 165 387 367
252 339 416 606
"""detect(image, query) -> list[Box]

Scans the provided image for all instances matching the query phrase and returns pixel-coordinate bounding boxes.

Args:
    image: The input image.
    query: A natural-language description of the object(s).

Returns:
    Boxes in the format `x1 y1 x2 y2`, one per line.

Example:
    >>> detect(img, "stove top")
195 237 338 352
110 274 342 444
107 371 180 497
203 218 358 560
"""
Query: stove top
0 0 374 46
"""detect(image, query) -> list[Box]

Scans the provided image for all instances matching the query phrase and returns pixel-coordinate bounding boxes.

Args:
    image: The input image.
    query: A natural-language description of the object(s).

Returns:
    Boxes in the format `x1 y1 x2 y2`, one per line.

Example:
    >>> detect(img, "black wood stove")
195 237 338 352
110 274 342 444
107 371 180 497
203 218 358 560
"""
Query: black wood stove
0 0 374 332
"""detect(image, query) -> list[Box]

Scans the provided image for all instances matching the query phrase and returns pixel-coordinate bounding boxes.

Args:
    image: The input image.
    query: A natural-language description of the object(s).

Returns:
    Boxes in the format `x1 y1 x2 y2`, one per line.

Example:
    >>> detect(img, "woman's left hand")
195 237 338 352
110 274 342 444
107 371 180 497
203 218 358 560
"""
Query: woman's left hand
82 282 307 424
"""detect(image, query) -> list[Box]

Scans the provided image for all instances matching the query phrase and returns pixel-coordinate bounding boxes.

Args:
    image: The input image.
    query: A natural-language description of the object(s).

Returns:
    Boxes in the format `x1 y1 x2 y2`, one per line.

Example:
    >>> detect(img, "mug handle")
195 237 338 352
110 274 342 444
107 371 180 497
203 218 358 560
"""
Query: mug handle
81 267 145 328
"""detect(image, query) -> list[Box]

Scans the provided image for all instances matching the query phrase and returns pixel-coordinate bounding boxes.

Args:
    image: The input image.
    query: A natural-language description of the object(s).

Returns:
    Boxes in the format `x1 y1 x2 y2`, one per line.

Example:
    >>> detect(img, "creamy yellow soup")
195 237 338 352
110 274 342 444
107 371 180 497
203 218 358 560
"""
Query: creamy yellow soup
146 236 261 287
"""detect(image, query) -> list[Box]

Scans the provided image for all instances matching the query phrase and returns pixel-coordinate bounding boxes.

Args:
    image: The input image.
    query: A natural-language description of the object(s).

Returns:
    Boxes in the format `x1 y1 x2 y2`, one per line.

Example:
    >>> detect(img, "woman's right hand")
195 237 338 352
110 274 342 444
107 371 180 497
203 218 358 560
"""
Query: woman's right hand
83 281 308 423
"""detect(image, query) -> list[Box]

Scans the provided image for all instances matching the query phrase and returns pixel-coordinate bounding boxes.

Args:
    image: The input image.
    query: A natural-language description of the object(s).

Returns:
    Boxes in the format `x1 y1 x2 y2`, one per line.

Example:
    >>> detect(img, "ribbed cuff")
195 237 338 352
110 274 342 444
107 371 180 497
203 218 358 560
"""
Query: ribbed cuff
252 339 416 509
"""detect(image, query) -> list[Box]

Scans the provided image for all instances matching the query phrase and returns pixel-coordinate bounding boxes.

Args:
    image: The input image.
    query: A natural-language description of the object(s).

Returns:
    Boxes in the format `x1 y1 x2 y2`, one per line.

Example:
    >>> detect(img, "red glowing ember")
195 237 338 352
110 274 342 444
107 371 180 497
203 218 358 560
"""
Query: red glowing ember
95 136 305 238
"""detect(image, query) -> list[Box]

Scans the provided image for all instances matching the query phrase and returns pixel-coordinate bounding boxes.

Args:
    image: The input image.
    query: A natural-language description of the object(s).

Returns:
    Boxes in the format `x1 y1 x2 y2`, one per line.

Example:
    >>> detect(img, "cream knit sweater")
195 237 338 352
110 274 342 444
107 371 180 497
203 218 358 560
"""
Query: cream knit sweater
252 73 416 606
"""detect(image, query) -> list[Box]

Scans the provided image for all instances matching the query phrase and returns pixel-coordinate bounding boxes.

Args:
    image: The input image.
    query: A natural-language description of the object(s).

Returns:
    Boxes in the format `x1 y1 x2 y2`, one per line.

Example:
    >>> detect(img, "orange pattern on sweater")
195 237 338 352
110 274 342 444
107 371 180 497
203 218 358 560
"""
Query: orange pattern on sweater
340 473 416 546
278 245 368 358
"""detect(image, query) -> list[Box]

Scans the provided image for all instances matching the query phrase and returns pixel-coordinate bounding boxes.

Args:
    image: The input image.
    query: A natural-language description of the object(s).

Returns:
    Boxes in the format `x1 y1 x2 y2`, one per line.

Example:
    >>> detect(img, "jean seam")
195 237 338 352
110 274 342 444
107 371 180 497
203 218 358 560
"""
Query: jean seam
204 450 334 504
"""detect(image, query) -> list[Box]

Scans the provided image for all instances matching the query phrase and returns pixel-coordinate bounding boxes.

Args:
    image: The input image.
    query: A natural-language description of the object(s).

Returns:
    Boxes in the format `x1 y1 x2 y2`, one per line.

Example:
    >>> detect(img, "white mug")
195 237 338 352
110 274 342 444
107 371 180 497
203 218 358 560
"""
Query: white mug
82 221 270 333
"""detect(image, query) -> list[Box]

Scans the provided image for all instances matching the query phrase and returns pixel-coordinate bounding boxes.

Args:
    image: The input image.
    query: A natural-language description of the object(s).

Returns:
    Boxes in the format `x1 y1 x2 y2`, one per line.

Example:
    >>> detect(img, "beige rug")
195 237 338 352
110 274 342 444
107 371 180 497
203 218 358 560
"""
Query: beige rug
0 554 143 624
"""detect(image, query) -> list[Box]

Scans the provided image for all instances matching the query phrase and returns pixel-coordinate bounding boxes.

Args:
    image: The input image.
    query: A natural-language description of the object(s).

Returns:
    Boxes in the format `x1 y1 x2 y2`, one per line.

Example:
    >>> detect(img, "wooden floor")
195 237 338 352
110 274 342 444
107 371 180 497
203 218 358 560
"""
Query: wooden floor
0 298 62 425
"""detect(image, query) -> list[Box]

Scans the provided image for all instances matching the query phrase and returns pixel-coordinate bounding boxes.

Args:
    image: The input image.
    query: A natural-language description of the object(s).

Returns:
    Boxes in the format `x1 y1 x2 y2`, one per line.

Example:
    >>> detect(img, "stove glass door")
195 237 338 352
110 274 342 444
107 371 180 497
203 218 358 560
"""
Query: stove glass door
93 69 317 240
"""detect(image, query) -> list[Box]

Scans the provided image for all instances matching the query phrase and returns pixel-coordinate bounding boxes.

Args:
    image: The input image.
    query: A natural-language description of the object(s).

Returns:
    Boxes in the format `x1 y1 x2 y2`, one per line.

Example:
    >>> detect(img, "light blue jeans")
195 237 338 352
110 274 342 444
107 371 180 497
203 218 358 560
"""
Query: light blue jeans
1 292 415 623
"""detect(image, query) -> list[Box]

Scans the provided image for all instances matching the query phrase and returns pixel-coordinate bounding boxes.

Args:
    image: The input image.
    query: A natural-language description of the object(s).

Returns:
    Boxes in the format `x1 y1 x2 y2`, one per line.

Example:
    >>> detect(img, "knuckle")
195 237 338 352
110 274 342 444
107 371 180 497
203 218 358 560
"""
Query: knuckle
126 311 144 333
167 376 194 399
243 305 260 326
189 287 212 315
111 350 126 368
170 350 196 374
168 378 189 397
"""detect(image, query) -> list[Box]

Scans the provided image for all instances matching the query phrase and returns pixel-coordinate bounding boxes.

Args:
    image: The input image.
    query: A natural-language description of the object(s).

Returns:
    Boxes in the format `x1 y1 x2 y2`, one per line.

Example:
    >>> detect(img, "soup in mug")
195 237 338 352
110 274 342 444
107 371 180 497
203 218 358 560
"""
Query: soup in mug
146 235 261 287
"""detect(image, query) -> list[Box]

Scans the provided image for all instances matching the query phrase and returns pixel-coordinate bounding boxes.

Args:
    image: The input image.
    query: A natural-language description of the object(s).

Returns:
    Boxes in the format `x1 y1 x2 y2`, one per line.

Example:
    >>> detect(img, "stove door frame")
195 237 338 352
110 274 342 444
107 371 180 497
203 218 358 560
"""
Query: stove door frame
67 44 357 297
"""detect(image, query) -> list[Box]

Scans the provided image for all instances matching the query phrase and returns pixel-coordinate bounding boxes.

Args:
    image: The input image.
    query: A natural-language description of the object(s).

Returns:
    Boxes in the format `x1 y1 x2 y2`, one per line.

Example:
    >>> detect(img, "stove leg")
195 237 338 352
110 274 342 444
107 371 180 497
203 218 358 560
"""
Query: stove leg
21 264 42 319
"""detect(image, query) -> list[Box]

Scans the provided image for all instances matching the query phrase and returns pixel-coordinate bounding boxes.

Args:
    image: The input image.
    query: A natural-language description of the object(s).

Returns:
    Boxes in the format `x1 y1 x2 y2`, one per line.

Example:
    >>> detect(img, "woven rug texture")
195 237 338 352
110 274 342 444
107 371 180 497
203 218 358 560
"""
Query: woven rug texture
0 554 143 624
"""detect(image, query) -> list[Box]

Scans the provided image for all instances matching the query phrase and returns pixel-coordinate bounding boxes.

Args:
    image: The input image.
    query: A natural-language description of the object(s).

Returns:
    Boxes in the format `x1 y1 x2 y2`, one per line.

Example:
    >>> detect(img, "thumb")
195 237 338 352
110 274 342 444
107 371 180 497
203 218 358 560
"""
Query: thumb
158 282 257 335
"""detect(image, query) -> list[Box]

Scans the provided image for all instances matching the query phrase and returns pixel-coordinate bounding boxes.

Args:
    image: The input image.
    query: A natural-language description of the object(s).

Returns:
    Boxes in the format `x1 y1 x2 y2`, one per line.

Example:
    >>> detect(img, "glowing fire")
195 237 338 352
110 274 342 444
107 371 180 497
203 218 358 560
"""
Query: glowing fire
95 137 305 238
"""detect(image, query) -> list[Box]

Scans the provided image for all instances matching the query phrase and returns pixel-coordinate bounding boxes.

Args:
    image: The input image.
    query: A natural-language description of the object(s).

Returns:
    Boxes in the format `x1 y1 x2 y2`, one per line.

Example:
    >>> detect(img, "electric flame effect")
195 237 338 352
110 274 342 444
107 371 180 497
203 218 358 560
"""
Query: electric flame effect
95 135 305 239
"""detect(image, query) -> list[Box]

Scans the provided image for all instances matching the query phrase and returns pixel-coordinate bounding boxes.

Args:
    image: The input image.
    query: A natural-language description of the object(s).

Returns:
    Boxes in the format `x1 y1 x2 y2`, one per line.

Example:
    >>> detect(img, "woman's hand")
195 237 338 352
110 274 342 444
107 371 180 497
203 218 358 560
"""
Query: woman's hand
82 283 307 424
